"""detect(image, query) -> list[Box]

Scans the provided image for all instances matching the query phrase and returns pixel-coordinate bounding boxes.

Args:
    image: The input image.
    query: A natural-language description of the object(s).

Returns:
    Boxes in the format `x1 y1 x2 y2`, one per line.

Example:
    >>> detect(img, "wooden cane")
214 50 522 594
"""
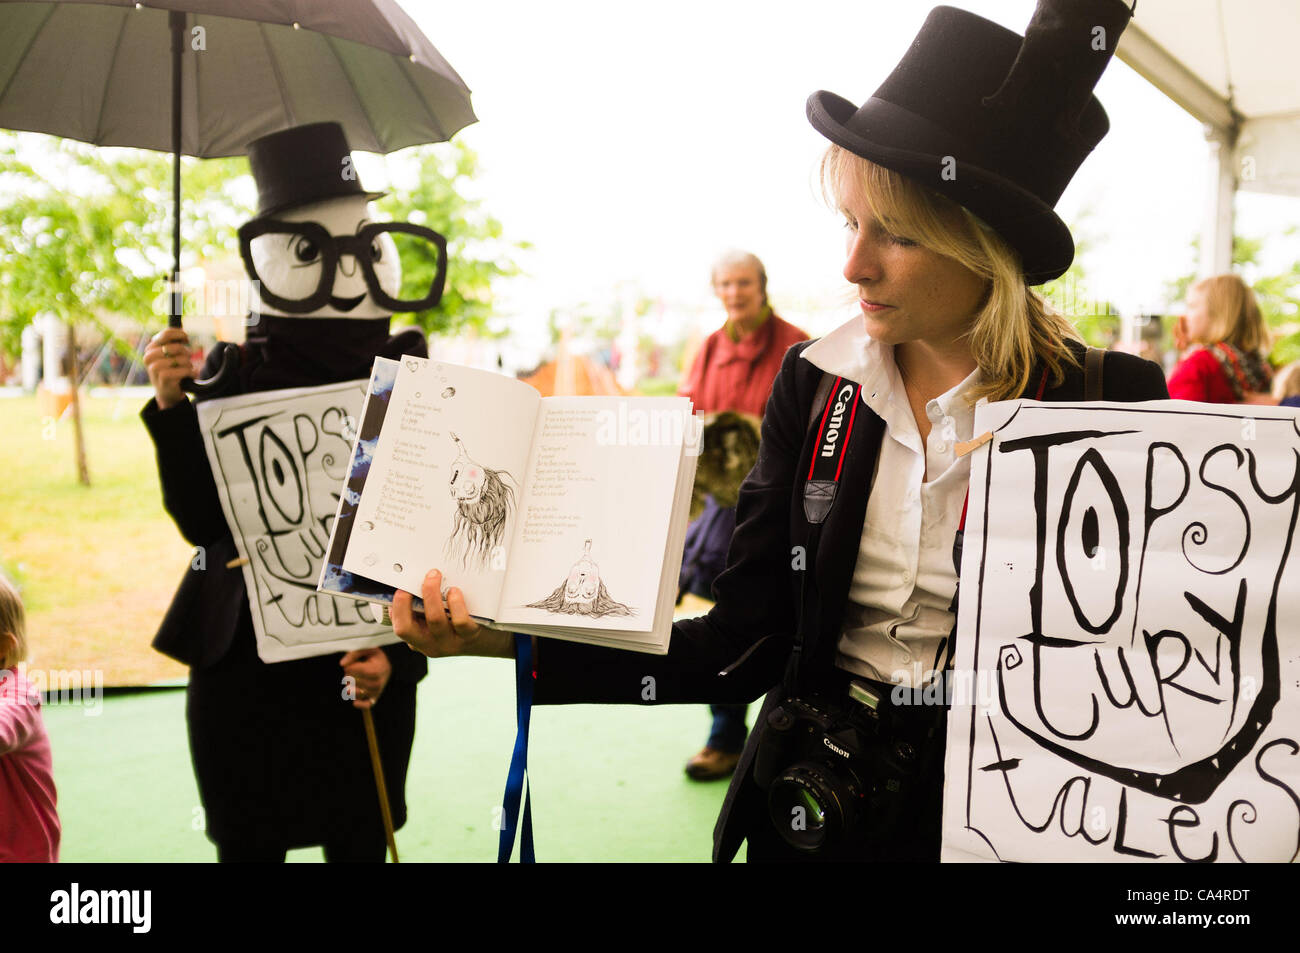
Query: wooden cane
362 707 400 864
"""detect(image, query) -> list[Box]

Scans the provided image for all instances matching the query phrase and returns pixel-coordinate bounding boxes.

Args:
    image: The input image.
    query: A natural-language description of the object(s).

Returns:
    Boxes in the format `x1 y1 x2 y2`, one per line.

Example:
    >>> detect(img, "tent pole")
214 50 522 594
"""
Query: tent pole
1199 125 1238 278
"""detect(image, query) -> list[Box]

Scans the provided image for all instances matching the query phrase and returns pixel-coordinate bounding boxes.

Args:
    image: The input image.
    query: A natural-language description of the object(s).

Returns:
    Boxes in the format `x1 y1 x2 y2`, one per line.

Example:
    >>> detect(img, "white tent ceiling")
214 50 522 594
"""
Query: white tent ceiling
1118 0 1300 273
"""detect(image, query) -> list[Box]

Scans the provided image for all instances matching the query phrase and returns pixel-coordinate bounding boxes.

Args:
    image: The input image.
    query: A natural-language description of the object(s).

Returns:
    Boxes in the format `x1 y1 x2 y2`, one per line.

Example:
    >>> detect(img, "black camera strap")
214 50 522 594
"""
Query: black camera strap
785 374 863 692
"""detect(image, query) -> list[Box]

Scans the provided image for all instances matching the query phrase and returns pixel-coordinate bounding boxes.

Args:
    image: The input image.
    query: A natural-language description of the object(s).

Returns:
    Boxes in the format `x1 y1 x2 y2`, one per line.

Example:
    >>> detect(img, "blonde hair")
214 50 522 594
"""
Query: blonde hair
820 146 1080 403
1191 274 1270 355
1273 360 1300 400
0 572 27 668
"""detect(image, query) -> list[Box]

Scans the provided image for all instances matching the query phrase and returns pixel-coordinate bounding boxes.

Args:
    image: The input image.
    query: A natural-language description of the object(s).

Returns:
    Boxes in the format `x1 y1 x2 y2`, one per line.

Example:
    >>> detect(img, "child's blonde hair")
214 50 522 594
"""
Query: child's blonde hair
0 572 27 668
1191 274 1270 355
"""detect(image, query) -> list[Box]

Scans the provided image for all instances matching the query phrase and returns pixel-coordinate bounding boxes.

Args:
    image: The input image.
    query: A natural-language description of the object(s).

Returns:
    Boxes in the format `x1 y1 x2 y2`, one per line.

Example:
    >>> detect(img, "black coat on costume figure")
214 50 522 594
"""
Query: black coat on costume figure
141 317 428 855
533 337 1170 862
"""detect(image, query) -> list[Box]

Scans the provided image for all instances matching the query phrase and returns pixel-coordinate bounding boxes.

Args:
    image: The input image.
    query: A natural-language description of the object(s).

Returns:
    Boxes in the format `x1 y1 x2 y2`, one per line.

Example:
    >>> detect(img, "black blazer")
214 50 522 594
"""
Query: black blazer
533 337 1170 861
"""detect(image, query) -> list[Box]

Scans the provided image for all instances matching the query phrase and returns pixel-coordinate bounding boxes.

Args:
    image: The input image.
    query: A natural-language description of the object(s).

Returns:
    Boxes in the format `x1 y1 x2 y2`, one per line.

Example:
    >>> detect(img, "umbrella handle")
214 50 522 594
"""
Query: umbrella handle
180 339 240 396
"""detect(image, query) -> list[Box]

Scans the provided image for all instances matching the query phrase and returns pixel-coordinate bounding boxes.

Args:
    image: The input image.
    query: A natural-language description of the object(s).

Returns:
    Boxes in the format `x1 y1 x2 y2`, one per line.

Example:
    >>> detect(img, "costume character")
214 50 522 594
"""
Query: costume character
142 122 447 861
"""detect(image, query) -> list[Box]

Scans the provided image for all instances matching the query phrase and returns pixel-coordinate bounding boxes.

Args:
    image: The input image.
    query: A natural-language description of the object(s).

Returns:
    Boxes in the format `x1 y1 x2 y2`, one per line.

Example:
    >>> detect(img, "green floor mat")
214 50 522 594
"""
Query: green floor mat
43 656 750 863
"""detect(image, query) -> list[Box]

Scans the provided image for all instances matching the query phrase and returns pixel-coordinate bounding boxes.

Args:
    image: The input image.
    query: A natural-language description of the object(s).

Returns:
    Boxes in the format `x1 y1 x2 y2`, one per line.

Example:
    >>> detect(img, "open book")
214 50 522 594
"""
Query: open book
319 356 700 654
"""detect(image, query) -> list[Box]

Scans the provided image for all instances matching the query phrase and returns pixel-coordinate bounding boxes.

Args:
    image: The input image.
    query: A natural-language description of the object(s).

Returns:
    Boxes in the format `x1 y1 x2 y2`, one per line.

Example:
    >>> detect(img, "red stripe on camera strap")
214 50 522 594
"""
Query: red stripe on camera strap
805 377 863 491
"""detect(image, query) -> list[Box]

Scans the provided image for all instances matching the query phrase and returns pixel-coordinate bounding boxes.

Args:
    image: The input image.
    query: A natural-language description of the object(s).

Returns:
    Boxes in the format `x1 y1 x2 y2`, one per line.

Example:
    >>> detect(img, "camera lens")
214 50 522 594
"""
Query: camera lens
768 762 856 853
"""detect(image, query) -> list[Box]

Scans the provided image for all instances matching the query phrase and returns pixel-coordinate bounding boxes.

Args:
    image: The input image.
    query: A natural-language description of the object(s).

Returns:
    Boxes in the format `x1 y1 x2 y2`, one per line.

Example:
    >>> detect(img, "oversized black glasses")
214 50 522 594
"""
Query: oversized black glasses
238 220 448 314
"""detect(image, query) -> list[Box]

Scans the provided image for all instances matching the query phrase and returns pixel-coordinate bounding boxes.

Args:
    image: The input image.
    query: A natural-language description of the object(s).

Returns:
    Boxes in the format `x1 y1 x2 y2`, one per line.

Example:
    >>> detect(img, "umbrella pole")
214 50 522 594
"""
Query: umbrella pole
169 10 183 331
170 10 236 395
362 708 401 863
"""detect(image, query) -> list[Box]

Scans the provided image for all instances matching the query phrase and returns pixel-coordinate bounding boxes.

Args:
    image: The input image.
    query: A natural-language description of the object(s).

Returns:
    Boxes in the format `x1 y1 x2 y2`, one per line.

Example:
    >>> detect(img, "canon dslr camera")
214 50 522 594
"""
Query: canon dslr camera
751 679 926 857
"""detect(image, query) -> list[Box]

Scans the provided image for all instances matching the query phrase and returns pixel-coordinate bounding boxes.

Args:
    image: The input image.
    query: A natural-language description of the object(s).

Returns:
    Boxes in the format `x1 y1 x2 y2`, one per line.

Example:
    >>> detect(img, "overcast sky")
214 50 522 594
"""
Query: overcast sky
398 0 1300 345
13 0 1295 357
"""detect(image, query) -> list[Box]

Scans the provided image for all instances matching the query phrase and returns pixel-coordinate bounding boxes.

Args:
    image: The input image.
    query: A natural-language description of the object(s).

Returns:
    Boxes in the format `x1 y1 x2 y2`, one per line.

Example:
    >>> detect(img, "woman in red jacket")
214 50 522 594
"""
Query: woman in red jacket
1167 274 1273 403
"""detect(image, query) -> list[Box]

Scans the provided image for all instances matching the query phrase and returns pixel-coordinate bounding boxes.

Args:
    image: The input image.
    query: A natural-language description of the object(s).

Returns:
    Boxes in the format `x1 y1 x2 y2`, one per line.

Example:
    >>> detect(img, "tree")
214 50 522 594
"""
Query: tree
0 134 524 488
376 141 528 338
0 133 249 484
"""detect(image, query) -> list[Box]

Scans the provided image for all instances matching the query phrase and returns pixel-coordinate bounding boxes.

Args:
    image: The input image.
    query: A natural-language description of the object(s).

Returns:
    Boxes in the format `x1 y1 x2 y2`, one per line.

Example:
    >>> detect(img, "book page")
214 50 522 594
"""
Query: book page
501 437 698 654
496 396 694 633
341 356 540 618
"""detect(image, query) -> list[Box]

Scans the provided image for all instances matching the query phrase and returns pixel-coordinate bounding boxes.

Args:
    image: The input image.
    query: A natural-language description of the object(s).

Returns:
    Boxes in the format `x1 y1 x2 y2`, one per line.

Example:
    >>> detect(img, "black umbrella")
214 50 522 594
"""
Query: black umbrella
0 0 477 391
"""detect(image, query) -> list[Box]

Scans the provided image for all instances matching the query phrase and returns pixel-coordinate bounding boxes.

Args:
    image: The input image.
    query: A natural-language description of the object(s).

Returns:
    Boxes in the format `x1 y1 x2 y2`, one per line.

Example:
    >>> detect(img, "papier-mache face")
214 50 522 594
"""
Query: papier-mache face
249 194 400 319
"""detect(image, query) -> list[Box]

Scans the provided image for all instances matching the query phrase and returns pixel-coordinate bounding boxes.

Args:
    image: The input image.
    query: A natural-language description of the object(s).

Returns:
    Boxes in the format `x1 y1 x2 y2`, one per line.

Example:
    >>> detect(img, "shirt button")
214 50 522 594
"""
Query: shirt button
903 570 912 583
935 442 948 453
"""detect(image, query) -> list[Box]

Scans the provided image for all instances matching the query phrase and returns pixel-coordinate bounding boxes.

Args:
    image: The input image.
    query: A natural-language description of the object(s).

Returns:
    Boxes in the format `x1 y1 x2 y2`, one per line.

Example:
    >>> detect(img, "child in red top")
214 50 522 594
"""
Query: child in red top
0 573 60 863
1167 274 1273 404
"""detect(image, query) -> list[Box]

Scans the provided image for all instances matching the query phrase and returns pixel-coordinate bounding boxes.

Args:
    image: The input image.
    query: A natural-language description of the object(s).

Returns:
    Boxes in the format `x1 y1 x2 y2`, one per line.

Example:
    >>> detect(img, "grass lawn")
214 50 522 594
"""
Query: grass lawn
1 390 191 685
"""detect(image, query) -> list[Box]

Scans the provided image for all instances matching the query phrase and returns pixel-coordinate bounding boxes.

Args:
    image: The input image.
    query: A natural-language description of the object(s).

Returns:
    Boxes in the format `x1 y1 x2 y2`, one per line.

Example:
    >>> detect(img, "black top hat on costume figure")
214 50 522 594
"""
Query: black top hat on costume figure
246 121 384 219
807 0 1136 284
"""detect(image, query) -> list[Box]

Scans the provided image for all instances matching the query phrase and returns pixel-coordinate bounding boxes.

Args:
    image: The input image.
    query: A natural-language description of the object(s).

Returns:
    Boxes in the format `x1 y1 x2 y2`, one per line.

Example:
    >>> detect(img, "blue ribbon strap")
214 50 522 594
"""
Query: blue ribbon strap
498 633 535 863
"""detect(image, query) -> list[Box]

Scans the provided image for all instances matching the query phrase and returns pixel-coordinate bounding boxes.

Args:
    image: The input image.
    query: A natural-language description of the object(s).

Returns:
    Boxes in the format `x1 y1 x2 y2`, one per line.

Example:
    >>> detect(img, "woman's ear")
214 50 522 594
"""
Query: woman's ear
0 630 13 668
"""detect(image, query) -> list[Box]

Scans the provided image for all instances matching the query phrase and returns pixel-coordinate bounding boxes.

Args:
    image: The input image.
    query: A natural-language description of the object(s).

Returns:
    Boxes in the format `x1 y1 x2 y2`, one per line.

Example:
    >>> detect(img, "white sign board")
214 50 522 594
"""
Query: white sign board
197 382 395 662
944 400 1300 863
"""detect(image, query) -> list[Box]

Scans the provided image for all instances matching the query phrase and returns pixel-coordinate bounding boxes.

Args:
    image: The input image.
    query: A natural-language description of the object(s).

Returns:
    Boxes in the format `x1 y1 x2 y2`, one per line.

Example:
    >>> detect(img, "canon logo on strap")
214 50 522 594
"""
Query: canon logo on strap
819 384 857 457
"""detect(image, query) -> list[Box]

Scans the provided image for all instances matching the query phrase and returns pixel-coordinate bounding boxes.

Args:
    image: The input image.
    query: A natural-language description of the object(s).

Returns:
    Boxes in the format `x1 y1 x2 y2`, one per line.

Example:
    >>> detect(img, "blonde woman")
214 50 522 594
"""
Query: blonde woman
393 0 1161 862
1168 274 1273 403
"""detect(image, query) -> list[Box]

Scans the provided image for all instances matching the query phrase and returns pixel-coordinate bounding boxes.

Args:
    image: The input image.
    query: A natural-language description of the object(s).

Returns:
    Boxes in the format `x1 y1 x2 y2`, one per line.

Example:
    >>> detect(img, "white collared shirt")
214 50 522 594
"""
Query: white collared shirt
801 314 983 688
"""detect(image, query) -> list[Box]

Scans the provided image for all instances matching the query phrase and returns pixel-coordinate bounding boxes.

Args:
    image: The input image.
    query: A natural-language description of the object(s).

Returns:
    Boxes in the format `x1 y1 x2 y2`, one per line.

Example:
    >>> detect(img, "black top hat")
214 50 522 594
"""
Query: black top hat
808 0 1135 284
246 121 384 219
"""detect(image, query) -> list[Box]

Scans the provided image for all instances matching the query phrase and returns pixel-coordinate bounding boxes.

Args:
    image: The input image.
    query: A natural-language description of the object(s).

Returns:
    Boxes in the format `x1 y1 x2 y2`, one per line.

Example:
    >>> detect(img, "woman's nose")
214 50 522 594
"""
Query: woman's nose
843 235 881 285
